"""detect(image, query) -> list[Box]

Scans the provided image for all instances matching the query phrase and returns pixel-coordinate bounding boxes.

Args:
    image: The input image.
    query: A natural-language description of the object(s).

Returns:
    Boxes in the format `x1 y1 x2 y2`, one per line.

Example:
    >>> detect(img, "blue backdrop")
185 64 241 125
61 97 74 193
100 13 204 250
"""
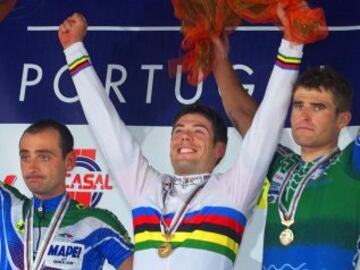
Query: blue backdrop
0 0 359 126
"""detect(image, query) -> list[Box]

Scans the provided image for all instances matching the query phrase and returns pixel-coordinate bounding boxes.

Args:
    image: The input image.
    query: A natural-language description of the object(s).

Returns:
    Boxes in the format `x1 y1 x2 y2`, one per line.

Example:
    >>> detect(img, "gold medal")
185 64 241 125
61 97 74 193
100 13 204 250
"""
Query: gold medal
279 227 294 246
158 242 173 258
159 178 207 259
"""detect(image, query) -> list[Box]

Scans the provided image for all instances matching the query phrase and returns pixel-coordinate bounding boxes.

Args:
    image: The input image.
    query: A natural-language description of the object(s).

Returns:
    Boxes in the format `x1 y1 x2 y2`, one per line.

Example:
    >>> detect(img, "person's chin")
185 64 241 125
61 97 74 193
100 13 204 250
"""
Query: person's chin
294 130 315 141
294 136 316 147
26 181 44 192
25 179 40 188
175 160 197 175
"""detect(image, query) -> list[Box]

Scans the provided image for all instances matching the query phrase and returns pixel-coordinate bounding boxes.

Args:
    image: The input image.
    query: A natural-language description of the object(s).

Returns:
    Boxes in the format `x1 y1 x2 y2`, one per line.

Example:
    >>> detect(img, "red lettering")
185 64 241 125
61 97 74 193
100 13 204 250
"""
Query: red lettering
103 174 113 190
83 174 95 189
72 174 82 189
66 173 112 190
65 173 72 188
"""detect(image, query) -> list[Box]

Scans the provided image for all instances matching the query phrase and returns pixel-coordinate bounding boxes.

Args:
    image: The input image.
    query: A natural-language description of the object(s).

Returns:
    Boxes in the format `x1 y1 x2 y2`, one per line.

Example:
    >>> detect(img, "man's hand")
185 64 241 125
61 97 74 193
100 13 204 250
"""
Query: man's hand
211 32 230 70
210 31 258 137
58 13 87 49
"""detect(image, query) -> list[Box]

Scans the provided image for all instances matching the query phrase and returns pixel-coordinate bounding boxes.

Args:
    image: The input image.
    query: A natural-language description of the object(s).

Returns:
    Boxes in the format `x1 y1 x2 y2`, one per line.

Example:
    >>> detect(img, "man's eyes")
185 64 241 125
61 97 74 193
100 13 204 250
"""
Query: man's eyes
313 104 326 111
20 155 29 161
38 154 51 161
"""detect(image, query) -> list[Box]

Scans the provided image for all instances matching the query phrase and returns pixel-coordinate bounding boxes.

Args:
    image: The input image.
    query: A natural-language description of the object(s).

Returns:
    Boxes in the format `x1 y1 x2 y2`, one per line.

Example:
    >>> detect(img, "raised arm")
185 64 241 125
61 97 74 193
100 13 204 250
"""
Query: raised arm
223 38 303 211
59 13 159 206
213 5 297 138
211 34 258 137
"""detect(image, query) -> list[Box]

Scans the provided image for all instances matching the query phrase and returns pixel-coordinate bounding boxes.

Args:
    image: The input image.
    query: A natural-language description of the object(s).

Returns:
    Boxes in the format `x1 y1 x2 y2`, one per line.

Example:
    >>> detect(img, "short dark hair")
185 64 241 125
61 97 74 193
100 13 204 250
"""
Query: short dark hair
293 66 352 113
21 120 74 157
172 103 228 146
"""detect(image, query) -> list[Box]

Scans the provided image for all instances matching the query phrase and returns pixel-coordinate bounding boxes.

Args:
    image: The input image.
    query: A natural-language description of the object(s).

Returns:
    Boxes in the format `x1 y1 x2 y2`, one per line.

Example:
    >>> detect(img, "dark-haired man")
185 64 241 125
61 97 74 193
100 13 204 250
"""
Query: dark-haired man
0 120 133 270
59 13 303 270
262 67 360 269
217 60 360 267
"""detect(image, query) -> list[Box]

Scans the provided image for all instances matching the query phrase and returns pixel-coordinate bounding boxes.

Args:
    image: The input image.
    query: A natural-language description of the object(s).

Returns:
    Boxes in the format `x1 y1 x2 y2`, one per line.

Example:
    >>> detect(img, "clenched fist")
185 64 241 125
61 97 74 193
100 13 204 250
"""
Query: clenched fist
58 13 88 49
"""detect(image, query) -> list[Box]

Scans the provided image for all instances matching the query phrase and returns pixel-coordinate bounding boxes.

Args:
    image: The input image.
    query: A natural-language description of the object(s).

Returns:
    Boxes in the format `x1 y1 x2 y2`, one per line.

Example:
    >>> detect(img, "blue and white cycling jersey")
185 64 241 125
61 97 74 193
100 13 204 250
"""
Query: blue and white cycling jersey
0 183 133 270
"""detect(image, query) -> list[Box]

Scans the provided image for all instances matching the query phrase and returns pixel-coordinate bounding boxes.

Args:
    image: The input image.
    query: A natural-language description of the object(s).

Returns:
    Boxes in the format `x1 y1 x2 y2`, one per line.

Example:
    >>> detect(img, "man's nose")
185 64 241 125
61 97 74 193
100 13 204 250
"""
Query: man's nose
26 158 40 172
299 107 312 121
181 130 192 141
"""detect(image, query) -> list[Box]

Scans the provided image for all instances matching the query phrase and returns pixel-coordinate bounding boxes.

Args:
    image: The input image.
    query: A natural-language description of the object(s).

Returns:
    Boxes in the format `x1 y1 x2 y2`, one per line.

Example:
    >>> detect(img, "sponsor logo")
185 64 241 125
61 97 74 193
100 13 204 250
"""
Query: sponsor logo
45 242 84 269
66 149 113 207
48 243 82 258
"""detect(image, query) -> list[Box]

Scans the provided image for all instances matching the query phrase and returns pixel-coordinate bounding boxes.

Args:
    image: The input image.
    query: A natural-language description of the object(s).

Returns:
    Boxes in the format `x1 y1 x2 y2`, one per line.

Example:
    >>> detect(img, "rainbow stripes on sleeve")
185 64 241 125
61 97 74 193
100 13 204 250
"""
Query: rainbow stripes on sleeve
132 206 247 263
68 55 91 76
276 53 301 70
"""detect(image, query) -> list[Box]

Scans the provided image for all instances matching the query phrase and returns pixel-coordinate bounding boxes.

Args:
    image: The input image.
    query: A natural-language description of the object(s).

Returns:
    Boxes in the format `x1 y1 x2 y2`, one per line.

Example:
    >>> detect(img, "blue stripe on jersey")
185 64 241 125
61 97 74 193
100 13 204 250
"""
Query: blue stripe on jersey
74 227 133 269
132 207 161 218
77 227 133 250
132 206 247 226
0 186 24 269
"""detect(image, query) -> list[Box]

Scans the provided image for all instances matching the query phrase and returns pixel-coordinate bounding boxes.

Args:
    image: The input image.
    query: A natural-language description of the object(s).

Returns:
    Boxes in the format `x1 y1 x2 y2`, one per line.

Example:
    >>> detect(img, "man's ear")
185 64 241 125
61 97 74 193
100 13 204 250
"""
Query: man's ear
65 151 76 171
337 111 352 131
215 142 226 161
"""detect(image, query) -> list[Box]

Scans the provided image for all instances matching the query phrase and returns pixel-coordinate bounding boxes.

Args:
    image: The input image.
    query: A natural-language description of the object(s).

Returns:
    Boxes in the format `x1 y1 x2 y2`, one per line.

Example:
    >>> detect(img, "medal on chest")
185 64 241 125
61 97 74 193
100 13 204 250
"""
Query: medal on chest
158 175 208 257
279 218 294 246
277 148 340 246
158 236 173 258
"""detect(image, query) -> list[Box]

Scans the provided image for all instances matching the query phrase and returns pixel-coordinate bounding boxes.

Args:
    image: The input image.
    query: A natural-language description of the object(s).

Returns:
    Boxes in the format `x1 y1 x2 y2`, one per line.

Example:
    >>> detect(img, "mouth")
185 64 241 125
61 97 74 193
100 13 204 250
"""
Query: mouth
178 147 196 154
295 126 314 132
25 175 44 182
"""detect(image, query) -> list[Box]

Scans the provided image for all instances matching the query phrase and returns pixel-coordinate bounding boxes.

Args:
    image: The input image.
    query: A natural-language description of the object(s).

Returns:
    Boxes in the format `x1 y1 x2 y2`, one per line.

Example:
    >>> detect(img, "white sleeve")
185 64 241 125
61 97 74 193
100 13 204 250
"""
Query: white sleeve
64 42 160 207
222 39 303 213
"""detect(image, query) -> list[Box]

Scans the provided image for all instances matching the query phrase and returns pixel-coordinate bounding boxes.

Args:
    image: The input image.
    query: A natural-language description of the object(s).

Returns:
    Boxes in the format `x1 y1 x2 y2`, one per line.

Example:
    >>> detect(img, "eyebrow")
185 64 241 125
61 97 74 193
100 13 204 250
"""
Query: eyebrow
174 123 184 128
173 123 210 132
193 124 209 131
19 149 54 155
292 100 327 106
310 102 327 107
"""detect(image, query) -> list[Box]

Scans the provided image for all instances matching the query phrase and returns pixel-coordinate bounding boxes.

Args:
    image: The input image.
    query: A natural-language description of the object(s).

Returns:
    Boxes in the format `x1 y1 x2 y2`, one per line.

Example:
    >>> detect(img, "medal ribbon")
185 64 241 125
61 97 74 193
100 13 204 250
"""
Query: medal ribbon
24 194 70 270
160 174 209 237
278 148 340 223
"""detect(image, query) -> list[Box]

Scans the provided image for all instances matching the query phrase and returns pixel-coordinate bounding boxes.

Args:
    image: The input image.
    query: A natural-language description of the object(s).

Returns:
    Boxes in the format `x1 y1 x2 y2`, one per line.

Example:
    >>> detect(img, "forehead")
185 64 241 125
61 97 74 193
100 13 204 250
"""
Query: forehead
20 128 61 150
175 113 212 127
293 87 336 105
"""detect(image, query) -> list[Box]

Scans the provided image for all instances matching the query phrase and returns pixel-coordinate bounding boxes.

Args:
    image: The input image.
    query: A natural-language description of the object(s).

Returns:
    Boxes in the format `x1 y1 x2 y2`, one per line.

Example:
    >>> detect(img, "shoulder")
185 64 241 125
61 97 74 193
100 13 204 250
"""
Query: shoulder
67 200 130 236
1 182 28 201
271 144 298 169
268 144 299 181
276 144 295 157
337 138 360 180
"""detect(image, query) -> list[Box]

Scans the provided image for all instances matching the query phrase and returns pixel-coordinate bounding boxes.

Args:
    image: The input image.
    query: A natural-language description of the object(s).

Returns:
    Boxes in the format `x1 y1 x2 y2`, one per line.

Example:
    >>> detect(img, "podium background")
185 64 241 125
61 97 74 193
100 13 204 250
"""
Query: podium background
0 1 359 269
